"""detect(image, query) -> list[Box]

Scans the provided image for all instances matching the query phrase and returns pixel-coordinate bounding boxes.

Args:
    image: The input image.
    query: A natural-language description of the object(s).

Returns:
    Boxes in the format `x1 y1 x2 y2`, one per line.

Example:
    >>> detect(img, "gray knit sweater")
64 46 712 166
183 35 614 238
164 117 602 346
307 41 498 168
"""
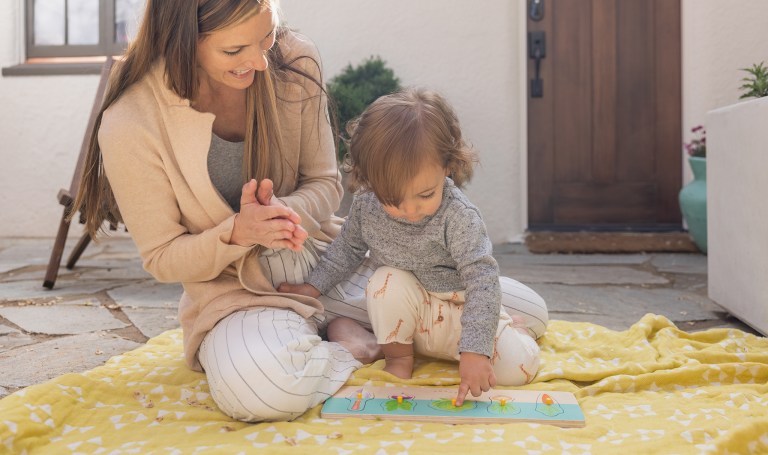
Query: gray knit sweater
308 178 500 357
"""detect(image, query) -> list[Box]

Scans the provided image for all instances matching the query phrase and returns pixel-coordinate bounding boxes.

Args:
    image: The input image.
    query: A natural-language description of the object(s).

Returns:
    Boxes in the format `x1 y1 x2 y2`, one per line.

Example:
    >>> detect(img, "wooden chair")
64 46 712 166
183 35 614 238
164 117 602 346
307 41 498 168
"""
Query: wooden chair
43 57 115 289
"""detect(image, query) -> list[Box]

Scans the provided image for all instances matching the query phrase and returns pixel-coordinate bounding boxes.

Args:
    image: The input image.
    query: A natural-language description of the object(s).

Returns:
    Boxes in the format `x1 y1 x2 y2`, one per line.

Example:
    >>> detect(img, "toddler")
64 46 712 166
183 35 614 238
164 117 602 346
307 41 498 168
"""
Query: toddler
280 88 548 405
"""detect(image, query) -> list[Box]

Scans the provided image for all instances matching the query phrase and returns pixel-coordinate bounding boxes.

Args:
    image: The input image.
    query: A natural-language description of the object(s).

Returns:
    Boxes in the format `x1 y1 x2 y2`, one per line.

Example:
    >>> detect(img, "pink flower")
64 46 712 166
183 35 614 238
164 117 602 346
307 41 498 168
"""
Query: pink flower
685 125 706 158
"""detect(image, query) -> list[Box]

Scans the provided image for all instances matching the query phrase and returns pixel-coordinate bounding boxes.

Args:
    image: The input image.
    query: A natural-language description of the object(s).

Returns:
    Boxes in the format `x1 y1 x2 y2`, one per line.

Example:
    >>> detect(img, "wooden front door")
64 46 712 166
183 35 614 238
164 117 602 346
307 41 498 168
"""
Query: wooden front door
527 0 682 230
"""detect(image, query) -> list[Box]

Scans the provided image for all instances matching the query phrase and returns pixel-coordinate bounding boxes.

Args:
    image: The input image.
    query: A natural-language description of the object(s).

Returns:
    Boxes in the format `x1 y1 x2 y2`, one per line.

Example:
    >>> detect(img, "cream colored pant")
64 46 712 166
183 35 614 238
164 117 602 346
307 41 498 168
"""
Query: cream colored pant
366 266 544 386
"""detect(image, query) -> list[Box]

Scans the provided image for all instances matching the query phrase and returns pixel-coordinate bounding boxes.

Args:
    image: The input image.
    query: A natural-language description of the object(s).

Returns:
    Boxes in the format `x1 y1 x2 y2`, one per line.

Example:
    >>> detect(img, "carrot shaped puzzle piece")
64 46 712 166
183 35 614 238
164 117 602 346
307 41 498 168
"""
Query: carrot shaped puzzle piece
535 393 564 417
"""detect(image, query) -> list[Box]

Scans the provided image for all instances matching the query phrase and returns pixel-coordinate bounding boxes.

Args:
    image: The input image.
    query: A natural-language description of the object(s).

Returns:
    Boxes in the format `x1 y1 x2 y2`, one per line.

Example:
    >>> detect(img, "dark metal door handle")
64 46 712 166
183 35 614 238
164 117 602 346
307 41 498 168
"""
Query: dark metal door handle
529 0 544 21
529 31 546 98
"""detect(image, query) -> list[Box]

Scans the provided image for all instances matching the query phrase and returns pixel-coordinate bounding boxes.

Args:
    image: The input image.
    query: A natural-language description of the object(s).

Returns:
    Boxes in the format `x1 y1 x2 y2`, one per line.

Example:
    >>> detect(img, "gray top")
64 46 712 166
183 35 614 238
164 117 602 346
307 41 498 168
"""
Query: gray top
207 133 244 212
308 178 500 357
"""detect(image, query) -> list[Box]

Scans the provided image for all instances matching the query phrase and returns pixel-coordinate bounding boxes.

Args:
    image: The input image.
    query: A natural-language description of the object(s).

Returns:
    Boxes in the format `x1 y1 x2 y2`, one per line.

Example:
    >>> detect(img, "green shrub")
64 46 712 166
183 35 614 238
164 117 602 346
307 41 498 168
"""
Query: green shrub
738 61 768 100
327 56 401 161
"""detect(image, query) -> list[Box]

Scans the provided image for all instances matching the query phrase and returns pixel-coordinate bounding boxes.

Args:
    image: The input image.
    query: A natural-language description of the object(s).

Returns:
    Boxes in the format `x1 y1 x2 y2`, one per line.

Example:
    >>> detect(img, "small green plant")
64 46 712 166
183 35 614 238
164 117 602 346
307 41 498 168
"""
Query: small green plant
738 61 768 99
327 56 401 161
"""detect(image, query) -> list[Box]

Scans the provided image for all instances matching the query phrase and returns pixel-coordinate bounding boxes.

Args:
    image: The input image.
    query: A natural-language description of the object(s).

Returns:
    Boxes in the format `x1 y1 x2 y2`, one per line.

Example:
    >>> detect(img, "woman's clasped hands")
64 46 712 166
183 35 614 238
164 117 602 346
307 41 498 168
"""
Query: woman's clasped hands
230 178 308 251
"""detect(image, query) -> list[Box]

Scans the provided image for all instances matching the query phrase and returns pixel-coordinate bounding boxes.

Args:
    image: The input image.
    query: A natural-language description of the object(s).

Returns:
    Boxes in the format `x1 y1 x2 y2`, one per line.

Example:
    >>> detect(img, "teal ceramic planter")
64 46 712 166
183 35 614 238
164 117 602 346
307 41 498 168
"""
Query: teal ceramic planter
679 156 707 253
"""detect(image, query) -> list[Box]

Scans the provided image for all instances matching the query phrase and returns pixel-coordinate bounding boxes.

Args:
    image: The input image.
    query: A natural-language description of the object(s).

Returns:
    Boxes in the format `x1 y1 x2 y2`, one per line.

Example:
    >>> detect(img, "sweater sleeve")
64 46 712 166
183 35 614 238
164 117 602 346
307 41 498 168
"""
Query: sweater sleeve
275 34 343 237
307 195 368 293
445 207 501 358
99 102 251 284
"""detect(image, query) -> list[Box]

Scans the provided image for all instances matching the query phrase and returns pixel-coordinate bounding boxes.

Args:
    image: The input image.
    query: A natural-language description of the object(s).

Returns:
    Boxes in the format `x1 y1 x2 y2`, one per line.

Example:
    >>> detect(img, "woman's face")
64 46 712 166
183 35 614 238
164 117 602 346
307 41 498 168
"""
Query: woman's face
197 9 277 91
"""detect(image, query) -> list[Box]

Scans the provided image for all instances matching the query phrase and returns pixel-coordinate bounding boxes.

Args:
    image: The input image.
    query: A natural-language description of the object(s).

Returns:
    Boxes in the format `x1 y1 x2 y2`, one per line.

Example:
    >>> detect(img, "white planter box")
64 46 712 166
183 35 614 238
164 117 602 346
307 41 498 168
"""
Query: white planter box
707 96 768 335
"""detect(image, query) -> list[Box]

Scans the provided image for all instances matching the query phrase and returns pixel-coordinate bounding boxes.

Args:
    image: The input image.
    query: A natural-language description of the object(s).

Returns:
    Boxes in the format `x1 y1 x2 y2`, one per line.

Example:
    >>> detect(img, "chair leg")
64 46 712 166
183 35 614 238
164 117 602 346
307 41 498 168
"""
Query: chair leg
66 233 93 270
43 209 71 289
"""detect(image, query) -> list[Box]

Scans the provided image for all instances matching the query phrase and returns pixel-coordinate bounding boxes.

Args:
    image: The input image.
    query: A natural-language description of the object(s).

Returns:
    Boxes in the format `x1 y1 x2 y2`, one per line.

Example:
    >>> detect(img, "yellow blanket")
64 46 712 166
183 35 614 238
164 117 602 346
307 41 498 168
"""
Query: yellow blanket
2 314 768 454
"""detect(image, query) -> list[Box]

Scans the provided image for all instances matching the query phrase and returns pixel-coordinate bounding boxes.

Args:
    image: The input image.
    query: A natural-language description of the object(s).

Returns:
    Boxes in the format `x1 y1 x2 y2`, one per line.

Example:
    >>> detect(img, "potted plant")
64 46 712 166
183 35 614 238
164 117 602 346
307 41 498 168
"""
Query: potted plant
327 56 400 216
679 125 707 253
679 62 768 255
738 61 768 99
327 56 401 162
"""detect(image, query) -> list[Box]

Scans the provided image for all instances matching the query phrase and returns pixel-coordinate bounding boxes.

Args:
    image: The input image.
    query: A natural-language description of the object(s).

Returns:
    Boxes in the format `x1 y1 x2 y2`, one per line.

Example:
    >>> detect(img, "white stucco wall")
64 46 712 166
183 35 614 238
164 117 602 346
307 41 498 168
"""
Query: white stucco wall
0 1 107 239
0 1 526 242
681 0 768 181
279 0 526 243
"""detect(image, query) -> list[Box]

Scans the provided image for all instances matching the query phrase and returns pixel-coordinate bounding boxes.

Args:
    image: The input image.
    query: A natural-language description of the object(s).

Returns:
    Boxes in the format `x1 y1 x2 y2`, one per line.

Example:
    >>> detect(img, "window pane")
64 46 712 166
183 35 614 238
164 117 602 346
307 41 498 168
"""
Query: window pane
68 0 99 45
115 0 146 44
34 0 65 45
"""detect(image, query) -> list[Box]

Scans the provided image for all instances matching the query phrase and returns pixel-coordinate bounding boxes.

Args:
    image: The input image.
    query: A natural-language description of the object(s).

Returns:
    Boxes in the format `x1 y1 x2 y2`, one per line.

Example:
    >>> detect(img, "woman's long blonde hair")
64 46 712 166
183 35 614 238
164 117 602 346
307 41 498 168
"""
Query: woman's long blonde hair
71 0 325 237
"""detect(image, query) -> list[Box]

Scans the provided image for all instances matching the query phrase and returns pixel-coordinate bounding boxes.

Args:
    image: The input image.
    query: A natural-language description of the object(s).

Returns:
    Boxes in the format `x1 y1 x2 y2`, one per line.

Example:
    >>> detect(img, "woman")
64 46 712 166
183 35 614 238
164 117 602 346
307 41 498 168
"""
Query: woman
72 0 381 422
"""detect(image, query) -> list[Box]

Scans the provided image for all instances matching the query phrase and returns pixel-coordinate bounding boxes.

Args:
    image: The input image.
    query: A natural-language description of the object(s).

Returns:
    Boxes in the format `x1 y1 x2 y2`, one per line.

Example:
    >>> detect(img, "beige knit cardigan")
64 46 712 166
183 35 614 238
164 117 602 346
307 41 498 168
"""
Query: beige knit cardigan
99 33 343 371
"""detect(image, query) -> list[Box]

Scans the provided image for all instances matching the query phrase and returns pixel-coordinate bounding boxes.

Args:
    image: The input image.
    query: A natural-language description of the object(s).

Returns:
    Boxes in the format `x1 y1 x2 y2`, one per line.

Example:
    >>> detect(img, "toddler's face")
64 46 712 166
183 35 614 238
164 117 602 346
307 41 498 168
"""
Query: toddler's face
382 161 448 223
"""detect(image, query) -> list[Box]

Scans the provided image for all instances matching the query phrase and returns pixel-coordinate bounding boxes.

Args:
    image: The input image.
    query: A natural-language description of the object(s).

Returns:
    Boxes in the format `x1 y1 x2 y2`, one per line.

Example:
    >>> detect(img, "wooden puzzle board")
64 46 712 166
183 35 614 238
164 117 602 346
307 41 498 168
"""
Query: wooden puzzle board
321 385 585 427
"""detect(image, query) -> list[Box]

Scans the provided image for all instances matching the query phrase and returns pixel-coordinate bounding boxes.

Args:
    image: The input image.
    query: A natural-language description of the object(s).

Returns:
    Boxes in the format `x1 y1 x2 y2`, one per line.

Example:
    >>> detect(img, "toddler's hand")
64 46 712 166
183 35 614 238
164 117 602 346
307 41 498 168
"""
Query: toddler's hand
277 282 321 298
455 352 496 406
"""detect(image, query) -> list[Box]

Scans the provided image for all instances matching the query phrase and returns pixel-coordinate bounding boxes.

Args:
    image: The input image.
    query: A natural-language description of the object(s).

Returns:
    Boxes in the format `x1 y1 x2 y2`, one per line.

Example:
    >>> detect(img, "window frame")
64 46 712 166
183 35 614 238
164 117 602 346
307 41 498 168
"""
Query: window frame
25 0 127 59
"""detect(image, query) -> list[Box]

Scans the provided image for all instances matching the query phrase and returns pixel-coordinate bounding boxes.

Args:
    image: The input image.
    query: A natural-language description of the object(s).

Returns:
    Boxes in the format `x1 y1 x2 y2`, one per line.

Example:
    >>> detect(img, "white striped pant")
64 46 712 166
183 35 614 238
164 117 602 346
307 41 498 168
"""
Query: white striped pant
198 239 549 422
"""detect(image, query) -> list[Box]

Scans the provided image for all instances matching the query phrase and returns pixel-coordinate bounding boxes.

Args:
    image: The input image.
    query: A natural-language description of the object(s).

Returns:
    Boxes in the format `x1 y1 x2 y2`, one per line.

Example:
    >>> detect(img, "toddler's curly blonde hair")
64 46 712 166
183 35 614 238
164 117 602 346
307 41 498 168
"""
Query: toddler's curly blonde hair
343 88 478 207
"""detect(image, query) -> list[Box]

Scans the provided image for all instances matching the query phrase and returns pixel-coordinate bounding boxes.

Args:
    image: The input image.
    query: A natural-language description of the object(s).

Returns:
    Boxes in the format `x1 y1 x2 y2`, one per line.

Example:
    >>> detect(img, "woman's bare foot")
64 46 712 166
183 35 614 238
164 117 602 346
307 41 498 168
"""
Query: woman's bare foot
327 317 383 364
384 355 415 379
381 342 415 379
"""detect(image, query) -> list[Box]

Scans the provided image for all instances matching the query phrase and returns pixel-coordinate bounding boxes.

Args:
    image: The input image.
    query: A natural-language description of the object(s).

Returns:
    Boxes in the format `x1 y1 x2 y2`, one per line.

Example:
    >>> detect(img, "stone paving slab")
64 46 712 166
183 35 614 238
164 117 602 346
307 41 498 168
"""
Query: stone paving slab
0 238 65 249
0 279 130 302
531 283 730 329
75 236 138 260
0 325 35 352
0 323 16 335
0 262 34 275
0 243 61 272
0 332 36 352
500 264 669 285
121 307 180 339
0 332 141 390
68 265 153 281
651 254 708 275
2 263 151 283
0 305 129 335
107 281 183 309
53 297 103 306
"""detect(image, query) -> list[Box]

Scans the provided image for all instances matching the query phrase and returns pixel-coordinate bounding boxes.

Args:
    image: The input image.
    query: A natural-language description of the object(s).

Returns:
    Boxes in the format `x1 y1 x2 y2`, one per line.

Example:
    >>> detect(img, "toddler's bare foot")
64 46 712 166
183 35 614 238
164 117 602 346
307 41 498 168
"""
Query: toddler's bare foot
327 317 383 364
381 341 415 379
384 355 414 379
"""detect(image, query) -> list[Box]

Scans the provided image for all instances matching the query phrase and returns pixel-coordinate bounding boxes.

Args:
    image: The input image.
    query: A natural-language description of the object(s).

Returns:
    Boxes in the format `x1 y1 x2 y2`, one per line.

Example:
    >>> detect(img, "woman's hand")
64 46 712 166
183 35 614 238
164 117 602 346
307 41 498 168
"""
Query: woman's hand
277 282 321 298
230 179 309 251
455 351 496 406
254 177 278 207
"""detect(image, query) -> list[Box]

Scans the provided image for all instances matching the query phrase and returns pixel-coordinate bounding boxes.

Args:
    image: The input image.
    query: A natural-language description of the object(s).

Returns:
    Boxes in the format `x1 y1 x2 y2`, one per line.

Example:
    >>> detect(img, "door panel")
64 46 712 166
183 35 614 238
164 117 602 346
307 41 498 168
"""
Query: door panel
527 0 682 230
